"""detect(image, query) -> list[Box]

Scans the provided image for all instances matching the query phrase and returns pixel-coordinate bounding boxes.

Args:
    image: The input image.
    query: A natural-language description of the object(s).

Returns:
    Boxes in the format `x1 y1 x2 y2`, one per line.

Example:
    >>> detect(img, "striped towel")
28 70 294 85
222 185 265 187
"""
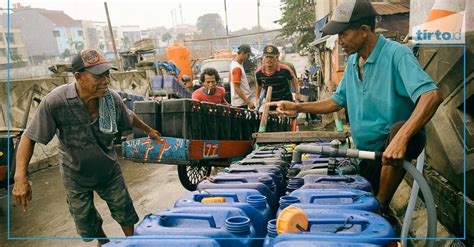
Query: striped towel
98 90 117 134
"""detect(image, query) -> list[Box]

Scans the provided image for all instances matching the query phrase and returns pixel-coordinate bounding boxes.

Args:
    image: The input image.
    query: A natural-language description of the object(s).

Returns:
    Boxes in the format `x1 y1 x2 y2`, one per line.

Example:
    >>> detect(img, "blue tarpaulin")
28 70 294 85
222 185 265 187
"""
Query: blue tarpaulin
314 15 329 39
155 61 181 75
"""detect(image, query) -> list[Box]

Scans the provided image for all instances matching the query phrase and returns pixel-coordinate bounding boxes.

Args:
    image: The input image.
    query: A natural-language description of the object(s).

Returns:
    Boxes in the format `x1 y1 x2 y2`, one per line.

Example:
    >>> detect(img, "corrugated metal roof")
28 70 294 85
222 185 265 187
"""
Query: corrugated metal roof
372 3 410 16
39 11 81 27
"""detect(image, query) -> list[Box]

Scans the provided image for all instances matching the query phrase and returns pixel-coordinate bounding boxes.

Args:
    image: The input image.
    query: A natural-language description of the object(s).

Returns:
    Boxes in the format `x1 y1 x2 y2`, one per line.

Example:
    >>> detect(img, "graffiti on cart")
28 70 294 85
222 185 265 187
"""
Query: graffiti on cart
203 141 220 159
142 138 171 162
122 137 189 163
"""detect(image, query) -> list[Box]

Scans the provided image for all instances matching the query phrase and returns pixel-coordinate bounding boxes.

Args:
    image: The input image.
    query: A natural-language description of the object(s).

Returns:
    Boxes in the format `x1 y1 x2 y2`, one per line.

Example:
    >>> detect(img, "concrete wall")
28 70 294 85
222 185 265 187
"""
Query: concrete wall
0 69 152 171
10 10 59 58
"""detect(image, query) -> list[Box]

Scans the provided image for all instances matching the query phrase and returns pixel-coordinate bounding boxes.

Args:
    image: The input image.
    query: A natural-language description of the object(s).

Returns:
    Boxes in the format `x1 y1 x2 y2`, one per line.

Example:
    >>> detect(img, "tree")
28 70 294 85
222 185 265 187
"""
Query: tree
61 49 71 59
275 0 316 52
196 13 226 38
10 53 22 63
162 32 172 45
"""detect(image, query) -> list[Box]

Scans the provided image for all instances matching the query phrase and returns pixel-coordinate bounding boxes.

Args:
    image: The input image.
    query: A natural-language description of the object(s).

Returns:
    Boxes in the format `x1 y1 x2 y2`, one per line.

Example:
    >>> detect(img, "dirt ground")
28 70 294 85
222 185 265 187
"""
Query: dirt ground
0 158 189 247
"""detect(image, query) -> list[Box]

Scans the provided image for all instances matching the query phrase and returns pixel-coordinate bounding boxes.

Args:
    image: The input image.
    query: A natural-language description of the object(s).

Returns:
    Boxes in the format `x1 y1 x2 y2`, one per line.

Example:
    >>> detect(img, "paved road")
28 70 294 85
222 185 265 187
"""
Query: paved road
283 52 311 78
0 158 189 246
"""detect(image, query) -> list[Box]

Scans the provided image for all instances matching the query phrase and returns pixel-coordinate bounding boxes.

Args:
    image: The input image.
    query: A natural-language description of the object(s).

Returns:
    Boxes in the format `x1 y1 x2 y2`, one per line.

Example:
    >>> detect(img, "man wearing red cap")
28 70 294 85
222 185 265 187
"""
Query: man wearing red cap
12 49 160 245
269 0 443 215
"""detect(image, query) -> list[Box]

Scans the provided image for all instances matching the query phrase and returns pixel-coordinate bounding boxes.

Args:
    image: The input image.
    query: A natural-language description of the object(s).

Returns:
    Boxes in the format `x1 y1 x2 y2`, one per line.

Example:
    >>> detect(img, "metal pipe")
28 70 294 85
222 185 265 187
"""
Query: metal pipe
291 144 436 246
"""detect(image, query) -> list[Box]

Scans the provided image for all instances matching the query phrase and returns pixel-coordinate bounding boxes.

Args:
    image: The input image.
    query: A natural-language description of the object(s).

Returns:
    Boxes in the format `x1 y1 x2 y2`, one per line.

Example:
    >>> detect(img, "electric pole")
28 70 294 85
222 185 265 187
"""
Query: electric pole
224 0 230 50
257 0 261 51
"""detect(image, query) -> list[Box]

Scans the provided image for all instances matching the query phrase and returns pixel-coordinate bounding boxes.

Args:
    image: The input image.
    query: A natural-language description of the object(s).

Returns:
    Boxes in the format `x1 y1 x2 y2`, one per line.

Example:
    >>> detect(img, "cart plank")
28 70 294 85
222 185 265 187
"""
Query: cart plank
252 131 350 143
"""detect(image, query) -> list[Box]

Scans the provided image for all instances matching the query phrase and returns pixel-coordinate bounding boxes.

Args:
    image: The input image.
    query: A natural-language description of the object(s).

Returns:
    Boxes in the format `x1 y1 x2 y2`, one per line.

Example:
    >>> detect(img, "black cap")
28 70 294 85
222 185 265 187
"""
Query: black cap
71 49 117 74
263 45 279 56
238 44 252 54
321 0 378 35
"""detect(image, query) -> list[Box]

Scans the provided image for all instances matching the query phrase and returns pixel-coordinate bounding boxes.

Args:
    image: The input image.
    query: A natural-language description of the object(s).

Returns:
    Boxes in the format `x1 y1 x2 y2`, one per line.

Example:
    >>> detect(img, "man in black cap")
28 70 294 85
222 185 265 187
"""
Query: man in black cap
230 44 255 109
12 49 160 245
256 45 301 106
269 0 443 214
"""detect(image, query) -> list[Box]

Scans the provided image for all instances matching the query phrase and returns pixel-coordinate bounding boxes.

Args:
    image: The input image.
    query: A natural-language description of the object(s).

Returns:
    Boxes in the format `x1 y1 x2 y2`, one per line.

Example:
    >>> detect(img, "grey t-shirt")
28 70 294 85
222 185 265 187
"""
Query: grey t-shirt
24 82 134 190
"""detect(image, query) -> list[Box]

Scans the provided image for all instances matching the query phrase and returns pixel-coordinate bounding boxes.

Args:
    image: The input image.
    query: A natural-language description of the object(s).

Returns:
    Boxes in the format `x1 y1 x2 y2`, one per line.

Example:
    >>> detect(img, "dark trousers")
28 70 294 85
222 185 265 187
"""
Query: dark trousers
359 121 425 195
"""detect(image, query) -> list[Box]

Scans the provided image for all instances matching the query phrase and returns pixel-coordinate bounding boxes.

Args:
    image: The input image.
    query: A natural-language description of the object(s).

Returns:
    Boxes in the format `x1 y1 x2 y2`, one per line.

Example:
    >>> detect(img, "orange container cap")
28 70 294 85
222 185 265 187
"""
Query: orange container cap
276 205 308 234
201 197 226 204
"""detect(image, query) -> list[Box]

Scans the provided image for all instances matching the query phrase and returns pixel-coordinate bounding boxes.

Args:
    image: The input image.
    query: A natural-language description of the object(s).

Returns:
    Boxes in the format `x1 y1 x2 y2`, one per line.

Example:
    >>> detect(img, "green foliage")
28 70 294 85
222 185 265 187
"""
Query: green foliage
10 53 22 63
61 49 70 59
275 0 316 52
196 13 226 38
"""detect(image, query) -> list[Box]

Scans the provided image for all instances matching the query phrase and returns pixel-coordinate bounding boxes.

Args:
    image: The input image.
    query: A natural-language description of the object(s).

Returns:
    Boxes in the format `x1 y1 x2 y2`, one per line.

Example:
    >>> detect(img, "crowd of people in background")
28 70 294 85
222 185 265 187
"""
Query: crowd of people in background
190 44 300 110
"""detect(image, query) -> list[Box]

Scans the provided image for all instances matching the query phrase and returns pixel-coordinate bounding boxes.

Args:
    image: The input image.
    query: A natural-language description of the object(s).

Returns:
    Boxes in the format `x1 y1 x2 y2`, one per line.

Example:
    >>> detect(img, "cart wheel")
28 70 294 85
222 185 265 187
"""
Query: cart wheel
178 162 212 191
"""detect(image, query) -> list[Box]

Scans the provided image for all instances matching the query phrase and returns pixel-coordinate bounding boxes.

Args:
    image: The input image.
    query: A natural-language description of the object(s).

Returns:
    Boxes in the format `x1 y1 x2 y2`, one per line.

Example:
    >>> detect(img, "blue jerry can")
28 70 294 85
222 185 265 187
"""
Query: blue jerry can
135 207 255 247
174 189 272 237
227 165 285 183
231 159 289 175
271 240 382 247
217 170 285 197
151 75 163 90
197 176 279 213
287 189 379 212
273 208 395 246
104 235 221 246
301 175 373 193
263 219 278 247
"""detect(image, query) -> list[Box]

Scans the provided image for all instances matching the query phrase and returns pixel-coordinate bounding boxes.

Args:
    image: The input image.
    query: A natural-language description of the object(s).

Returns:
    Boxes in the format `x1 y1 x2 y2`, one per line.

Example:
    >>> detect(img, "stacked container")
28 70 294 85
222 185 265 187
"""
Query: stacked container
201 102 218 140
161 99 202 139
135 206 256 247
133 101 162 138
175 189 272 238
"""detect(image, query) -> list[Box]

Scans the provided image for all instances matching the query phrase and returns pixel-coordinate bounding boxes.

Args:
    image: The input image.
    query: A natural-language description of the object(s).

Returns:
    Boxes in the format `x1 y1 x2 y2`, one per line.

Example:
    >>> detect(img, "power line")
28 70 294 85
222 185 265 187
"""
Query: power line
184 22 314 43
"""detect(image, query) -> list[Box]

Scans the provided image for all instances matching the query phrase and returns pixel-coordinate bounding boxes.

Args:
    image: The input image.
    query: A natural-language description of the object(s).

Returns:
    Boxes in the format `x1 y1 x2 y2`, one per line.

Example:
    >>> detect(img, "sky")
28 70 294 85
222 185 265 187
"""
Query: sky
6 0 283 31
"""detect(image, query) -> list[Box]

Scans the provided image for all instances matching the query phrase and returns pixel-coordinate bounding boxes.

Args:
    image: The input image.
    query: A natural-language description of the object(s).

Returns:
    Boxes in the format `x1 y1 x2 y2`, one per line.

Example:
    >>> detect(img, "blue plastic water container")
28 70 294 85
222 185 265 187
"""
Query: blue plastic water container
174 189 272 237
301 175 373 192
135 207 255 247
274 209 395 246
197 177 279 213
302 157 330 164
103 235 221 247
214 173 284 197
163 75 179 90
237 159 289 179
227 165 285 185
235 158 289 170
271 239 382 247
288 189 379 212
263 219 278 247
151 75 163 90
293 164 328 178
246 153 283 160
286 178 305 193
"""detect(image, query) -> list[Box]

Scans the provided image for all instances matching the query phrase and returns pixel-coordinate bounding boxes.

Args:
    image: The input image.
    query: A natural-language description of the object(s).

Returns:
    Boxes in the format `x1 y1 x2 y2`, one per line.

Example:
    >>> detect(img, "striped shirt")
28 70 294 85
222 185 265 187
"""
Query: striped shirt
256 63 296 102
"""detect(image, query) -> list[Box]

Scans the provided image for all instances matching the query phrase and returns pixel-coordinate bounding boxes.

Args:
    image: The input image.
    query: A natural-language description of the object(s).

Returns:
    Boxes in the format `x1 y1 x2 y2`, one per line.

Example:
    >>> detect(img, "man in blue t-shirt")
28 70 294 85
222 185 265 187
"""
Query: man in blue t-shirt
268 0 443 213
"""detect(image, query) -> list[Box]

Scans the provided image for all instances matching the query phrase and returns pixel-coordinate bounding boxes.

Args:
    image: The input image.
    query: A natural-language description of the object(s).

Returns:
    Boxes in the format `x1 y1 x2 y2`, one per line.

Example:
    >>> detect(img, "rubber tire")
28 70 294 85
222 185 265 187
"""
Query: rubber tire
178 162 212 191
